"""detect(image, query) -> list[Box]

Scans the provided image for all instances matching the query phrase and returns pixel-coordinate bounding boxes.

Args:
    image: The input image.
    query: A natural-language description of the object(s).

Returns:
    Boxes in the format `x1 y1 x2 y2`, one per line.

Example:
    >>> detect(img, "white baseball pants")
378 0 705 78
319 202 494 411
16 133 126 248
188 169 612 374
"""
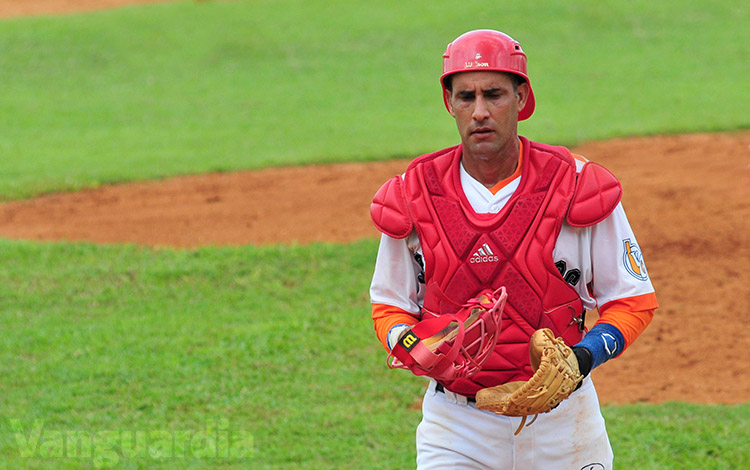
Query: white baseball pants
416 379 614 470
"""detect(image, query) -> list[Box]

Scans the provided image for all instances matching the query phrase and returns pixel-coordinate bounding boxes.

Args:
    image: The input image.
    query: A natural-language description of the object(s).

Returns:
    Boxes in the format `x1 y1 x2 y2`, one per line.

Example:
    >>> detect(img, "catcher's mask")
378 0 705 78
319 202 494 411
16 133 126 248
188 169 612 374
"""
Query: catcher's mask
388 287 507 381
440 29 535 120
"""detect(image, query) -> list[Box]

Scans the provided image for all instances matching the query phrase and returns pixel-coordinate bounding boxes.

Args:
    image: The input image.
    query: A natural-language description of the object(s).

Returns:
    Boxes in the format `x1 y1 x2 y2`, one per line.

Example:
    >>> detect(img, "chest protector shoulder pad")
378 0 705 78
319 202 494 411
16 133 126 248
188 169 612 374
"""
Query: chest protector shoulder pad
371 175 412 239
566 161 622 226
370 146 458 239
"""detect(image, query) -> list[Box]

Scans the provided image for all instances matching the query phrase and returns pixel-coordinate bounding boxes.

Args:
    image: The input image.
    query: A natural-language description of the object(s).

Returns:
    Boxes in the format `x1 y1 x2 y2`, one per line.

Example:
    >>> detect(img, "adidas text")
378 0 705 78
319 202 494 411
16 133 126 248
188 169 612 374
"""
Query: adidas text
470 243 499 263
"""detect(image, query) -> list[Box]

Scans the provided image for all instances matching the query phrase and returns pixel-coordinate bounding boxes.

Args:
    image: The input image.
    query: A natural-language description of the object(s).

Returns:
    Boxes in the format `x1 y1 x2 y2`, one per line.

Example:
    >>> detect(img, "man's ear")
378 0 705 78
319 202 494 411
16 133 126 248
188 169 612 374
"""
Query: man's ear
443 88 456 117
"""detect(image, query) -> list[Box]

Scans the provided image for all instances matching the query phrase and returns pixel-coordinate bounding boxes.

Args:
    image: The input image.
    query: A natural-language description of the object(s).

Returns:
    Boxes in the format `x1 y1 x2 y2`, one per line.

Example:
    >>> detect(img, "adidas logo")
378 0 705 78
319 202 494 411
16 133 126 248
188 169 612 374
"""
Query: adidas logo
469 243 499 264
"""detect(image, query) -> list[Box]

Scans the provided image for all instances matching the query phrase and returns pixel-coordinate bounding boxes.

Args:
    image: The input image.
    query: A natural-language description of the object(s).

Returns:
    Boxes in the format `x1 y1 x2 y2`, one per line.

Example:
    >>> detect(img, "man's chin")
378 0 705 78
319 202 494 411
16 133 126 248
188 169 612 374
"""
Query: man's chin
464 141 501 159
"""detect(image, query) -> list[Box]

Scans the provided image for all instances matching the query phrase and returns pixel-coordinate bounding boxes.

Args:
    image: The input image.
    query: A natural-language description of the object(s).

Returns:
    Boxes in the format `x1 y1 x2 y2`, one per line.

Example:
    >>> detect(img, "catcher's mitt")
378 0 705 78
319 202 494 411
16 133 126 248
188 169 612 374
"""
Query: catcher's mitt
388 287 507 381
475 328 583 434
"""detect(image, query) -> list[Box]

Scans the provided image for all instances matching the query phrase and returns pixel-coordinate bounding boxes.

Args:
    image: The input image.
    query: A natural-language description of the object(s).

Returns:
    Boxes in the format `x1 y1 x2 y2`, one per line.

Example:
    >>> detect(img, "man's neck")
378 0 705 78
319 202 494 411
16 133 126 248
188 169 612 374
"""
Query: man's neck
461 138 520 188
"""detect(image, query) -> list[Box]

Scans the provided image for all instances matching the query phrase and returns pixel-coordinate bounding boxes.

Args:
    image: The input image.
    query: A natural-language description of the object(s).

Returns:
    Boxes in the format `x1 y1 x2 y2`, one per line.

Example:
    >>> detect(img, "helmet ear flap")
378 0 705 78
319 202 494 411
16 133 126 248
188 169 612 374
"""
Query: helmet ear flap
515 81 532 116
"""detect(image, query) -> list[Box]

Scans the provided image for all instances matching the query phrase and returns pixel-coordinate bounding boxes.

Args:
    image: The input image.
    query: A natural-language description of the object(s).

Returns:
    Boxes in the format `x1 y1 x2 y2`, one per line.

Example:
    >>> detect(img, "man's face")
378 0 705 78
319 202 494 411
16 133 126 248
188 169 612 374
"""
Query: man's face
445 71 529 161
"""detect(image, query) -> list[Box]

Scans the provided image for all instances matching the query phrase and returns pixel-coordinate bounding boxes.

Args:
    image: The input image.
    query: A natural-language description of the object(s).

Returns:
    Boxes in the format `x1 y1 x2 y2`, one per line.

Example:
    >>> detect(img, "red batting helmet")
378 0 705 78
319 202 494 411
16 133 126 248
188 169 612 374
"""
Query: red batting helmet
441 29 535 120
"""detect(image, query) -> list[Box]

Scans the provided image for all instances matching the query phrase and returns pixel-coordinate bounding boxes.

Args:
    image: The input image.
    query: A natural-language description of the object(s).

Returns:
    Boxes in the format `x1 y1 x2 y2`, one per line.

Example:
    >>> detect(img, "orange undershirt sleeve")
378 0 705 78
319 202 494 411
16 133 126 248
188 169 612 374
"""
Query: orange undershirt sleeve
372 303 420 351
594 292 659 350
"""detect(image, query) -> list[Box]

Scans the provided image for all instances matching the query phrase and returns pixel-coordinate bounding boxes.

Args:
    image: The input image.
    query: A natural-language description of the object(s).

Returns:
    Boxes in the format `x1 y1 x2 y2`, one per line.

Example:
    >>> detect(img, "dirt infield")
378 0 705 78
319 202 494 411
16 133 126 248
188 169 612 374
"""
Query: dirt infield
0 0 177 19
3 2 750 405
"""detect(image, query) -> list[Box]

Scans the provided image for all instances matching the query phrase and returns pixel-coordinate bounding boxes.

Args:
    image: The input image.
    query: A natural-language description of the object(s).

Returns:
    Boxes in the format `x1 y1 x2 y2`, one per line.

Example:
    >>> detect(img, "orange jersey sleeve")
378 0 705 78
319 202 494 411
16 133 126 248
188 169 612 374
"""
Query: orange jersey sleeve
372 303 420 351
594 292 658 350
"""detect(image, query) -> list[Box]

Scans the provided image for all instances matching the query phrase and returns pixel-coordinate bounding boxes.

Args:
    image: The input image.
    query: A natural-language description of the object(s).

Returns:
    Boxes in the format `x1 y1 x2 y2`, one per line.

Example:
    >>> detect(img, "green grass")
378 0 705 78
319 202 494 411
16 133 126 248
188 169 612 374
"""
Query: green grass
1 239 748 469
1 1 749 469
1 0 748 199
0 239 422 469
605 403 750 469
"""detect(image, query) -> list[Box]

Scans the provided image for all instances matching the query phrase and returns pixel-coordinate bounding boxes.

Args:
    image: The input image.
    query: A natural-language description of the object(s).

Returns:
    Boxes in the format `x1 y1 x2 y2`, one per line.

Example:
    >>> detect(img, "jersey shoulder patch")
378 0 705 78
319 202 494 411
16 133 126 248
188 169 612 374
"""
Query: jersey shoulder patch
370 176 413 239
566 161 622 227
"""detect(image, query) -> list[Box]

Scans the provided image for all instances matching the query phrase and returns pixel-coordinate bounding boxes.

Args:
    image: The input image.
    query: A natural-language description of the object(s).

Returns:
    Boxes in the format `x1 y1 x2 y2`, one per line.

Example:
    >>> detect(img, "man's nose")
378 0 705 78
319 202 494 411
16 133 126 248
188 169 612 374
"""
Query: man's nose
472 96 490 121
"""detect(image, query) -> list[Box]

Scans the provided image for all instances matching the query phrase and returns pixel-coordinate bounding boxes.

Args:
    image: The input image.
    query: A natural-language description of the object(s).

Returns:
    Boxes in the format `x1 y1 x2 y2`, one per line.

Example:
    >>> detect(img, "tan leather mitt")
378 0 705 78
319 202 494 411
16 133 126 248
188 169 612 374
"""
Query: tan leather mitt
475 328 583 434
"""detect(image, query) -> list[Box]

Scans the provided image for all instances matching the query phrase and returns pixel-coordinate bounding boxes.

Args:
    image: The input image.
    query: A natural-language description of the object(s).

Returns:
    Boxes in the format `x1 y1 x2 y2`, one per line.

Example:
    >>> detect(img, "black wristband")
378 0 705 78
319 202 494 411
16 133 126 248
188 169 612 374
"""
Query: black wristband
572 346 593 379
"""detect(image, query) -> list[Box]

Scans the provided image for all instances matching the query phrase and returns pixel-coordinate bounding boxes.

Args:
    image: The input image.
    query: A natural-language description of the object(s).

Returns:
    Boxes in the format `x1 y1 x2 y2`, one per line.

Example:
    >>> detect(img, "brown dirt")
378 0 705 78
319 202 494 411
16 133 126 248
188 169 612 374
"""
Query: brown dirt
0 0 178 19
3 2 750 406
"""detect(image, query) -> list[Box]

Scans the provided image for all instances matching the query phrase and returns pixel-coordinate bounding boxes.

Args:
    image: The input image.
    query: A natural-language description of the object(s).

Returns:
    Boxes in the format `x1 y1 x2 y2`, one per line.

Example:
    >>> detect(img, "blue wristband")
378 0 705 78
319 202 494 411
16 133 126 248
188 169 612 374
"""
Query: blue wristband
573 323 625 371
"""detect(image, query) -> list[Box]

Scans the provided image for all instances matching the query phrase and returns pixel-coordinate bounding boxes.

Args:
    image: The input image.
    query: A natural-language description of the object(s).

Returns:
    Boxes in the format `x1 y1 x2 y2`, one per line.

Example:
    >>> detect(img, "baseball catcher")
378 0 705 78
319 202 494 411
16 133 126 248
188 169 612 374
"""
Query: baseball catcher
368 29 658 469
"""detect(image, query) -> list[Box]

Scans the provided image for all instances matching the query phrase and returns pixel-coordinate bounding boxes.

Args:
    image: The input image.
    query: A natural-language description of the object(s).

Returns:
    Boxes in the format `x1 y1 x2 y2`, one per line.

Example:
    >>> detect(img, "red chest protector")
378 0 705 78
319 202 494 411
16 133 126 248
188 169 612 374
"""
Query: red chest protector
371 137 622 396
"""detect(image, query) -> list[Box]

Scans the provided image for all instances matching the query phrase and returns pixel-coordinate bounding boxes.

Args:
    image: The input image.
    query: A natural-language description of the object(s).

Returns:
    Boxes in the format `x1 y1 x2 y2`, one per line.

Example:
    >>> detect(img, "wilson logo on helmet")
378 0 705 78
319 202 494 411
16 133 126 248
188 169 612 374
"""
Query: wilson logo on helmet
465 52 489 68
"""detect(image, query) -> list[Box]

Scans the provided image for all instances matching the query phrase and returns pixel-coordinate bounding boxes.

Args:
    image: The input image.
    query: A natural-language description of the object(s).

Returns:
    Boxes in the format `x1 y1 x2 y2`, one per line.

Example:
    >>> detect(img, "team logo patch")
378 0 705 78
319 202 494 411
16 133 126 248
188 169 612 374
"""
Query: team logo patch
622 238 648 281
